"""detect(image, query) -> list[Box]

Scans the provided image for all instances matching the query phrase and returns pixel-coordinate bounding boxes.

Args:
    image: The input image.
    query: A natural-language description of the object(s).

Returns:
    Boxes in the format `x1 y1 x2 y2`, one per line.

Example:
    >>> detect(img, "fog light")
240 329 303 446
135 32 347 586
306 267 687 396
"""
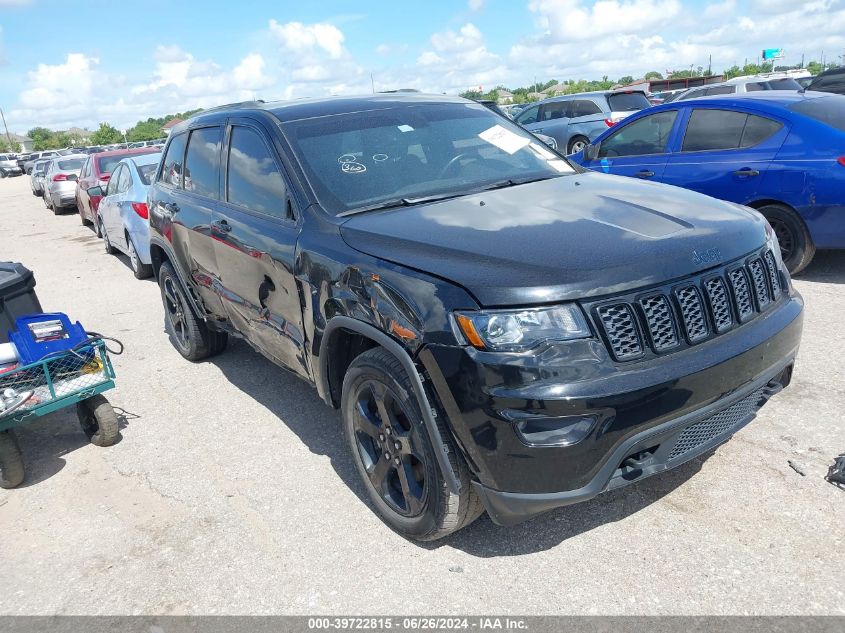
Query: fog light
513 414 598 447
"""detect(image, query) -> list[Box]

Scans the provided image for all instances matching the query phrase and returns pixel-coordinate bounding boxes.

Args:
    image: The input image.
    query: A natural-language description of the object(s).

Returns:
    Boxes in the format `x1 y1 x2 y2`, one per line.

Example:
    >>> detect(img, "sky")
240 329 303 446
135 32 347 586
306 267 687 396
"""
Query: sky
0 0 844 133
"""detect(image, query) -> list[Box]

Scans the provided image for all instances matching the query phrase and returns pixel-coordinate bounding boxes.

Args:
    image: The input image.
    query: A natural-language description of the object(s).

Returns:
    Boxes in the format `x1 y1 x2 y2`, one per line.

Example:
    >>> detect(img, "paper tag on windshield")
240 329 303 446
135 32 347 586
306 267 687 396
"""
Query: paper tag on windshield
397 124 414 132
528 142 556 160
478 125 531 155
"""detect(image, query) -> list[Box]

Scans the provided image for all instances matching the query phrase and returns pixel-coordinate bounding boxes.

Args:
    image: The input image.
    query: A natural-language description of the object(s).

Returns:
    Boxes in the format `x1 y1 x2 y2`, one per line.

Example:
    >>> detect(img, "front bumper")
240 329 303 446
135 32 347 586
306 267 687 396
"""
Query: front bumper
1 167 23 177
419 293 803 525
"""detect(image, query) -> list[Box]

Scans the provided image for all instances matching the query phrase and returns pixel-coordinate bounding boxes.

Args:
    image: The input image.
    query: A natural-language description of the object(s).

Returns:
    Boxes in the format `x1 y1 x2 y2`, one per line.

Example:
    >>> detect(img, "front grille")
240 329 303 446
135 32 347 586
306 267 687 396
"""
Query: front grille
597 304 642 361
591 248 784 361
704 277 733 333
675 286 709 343
640 295 678 351
668 386 767 460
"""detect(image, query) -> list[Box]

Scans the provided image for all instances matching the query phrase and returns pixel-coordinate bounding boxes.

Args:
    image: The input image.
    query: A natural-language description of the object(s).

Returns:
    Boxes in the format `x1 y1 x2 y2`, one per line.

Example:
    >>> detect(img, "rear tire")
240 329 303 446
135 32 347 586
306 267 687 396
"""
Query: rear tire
77 395 120 447
757 203 815 275
0 430 25 489
567 135 590 155
158 261 227 361
342 347 483 541
128 237 153 279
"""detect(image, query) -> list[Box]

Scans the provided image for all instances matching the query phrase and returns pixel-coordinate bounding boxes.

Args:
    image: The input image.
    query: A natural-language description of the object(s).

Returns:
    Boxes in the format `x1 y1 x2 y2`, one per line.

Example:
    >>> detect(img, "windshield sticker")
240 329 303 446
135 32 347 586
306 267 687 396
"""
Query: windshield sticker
528 142 556 160
548 160 575 173
478 125 531 155
341 162 367 174
372 153 389 162
397 124 414 133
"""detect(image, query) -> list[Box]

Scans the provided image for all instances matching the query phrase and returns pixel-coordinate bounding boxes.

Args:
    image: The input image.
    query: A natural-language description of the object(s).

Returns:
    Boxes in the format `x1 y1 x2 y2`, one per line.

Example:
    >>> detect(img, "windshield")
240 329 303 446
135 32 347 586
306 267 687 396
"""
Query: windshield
57 158 85 171
789 95 845 132
282 102 574 215
607 92 651 111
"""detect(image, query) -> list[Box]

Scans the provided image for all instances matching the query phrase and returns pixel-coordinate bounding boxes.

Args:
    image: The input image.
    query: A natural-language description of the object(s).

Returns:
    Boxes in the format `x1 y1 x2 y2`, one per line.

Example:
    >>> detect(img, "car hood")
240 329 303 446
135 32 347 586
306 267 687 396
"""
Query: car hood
338 173 769 307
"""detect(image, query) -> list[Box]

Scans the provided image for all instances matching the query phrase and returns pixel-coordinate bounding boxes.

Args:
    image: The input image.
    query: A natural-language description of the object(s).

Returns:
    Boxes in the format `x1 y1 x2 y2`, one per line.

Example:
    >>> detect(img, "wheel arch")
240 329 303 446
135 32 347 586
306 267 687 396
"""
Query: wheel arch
746 199 814 243
149 238 207 320
319 316 462 494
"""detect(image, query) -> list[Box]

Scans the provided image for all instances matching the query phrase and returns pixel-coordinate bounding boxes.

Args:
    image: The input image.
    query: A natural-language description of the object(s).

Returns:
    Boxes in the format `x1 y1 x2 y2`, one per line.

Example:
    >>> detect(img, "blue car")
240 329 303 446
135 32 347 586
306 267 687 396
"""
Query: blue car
573 91 845 273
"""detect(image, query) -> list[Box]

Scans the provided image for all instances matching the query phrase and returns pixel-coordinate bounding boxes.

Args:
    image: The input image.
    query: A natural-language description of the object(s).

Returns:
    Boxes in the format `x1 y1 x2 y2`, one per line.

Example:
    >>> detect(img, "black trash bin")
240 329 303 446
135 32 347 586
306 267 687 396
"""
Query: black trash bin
0 263 42 343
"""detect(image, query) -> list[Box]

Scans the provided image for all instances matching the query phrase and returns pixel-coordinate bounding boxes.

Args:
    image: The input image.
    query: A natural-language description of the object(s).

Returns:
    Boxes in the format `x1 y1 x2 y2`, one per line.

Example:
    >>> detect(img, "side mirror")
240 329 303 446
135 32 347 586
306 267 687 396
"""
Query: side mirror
87 186 104 197
583 143 600 161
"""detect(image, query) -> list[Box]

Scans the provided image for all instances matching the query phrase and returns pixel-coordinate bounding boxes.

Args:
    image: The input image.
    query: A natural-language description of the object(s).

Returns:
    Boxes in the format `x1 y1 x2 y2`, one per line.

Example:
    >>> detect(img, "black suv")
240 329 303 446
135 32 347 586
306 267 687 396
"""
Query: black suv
147 95 803 540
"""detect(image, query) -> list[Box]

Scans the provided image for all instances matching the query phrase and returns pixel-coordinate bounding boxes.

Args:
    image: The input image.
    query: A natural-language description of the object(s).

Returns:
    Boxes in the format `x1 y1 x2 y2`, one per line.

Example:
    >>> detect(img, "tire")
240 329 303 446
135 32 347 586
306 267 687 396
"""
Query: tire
102 221 116 254
77 394 119 447
43 192 52 210
0 430 25 489
127 237 153 279
158 261 227 361
567 135 590 155
79 204 91 226
342 347 483 540
757 203 815 275
94 212 102 237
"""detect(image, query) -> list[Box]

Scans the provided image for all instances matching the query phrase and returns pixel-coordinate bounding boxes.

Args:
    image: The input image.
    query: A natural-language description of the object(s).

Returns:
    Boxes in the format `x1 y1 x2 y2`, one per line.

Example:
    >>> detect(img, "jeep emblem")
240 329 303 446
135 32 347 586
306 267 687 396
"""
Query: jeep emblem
692 248 721 266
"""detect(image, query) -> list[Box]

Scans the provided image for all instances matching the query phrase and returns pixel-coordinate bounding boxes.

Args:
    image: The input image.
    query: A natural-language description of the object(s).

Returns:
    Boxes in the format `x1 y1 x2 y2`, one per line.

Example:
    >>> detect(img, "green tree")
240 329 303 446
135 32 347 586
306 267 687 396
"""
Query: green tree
617 75 634 85
27 127 55 151
644 71 663 80
127 120 162 142
807 60 824 75
90 122 123 145
0 137 12 153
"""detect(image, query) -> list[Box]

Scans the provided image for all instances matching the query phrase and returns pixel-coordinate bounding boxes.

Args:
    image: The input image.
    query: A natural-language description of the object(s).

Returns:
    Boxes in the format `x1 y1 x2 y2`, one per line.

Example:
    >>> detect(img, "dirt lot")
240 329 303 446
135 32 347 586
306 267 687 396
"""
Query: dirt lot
0 174 842 615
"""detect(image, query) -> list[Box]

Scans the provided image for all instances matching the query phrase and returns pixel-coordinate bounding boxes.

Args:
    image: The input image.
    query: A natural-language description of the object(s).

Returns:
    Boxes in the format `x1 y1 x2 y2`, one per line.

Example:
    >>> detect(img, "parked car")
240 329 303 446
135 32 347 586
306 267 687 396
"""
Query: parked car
91 153 161 279
29 159 51 196
0 153 23 178
673 76 802 101
23 150 59 174
513 89 652 154
146 95 802 539
806 67 845 95
573 91 845 273
76 147 160 235
42 154 87 214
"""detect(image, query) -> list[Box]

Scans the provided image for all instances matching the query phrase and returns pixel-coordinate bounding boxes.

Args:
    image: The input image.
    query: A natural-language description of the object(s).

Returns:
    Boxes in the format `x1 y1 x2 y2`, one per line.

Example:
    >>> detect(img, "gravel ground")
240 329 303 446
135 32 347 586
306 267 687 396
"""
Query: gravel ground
0 175 842 615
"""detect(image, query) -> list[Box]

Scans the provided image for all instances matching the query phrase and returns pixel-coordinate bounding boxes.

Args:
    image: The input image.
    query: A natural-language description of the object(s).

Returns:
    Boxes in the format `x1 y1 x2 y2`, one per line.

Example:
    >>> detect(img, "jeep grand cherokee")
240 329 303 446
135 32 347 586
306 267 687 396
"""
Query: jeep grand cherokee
147 95 803 540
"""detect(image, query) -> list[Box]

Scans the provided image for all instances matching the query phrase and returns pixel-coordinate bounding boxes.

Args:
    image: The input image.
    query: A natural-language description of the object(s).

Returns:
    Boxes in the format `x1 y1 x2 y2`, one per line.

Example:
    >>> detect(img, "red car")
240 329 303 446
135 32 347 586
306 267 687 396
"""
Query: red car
76 148 161 234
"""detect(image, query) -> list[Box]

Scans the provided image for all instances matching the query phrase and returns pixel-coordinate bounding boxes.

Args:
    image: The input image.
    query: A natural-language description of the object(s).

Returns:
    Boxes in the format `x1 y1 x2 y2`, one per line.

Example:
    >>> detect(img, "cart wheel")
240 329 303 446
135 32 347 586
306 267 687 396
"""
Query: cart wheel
77 395 120 447
0 430 25 489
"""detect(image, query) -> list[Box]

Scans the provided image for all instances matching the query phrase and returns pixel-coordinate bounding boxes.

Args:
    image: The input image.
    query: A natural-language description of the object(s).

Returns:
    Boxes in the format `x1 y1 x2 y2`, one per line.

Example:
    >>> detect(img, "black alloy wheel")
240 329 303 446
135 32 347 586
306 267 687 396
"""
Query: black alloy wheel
163 274 190 352
351 379 427 517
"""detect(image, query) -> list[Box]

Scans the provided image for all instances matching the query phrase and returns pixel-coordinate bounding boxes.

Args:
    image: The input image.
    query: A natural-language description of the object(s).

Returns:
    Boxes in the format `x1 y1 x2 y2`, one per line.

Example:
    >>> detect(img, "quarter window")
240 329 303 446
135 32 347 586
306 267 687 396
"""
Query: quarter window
570 100 602 117
598 110 679 158
184 127 222 199
226 126 288 218
160 133 187 188
540 102 568 121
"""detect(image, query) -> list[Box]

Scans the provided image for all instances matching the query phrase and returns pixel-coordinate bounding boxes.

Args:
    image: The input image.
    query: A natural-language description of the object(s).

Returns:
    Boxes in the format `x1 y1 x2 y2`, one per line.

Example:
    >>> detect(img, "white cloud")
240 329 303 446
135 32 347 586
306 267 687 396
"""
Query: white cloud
468 0 486 10
269 20 345 59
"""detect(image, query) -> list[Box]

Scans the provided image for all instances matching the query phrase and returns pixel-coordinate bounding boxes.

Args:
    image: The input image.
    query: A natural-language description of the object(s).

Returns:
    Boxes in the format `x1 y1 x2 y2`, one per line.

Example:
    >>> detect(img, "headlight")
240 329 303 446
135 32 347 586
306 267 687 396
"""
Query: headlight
454 305 591 352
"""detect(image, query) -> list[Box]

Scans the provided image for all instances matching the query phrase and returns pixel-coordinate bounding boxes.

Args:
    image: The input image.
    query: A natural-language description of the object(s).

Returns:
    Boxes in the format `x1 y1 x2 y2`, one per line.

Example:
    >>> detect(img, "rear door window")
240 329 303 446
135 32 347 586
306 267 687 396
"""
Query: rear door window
682 110 747 151
117 164 132 193
184 126 222 199
705 86 734 96
159 133 187 188
226 126 288 218
740 115 783 147
540 102 569 121
598 110 678 157
607 92 651 111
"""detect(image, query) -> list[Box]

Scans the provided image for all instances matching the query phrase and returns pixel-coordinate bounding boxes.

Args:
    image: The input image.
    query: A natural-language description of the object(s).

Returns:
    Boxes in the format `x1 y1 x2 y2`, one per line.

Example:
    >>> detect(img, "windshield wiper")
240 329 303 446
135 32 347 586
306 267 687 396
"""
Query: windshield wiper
338 192 467 217
475 175 561 192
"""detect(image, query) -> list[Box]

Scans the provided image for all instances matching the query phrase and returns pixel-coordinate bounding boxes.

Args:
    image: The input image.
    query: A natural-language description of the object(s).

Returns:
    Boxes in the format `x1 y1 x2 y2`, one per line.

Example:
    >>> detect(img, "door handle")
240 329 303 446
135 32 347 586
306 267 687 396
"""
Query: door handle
634 170 655 178
733 168 760 177
212 219 232 234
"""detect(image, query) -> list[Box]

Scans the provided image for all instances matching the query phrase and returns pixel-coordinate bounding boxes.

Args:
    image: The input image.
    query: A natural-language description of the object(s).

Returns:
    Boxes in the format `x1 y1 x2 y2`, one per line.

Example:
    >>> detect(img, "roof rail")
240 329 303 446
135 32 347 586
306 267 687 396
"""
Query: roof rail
191 100 267 115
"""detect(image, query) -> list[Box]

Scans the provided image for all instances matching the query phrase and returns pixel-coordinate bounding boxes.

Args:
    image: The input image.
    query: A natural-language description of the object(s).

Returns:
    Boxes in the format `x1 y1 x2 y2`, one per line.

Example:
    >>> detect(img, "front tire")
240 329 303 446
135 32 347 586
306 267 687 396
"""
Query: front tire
757 203 815 275
102 221 116 254
342 348 483 540
158 261 227 361
0 430 25 489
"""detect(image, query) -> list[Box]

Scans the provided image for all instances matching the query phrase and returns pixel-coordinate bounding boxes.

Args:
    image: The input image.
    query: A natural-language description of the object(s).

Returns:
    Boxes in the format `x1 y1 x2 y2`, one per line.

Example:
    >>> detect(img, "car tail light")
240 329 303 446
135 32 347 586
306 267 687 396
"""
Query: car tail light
604 118 616 127
52 174 68 181
838 157 845 167
100 174 111 182
131 202 149 219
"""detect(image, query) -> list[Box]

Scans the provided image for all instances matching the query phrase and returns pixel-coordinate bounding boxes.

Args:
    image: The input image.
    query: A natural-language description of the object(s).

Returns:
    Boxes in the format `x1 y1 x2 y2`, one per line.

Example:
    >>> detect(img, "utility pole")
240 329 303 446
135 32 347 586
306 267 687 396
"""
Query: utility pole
0 108 13 151
707 54 712 76
370 73 375 94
